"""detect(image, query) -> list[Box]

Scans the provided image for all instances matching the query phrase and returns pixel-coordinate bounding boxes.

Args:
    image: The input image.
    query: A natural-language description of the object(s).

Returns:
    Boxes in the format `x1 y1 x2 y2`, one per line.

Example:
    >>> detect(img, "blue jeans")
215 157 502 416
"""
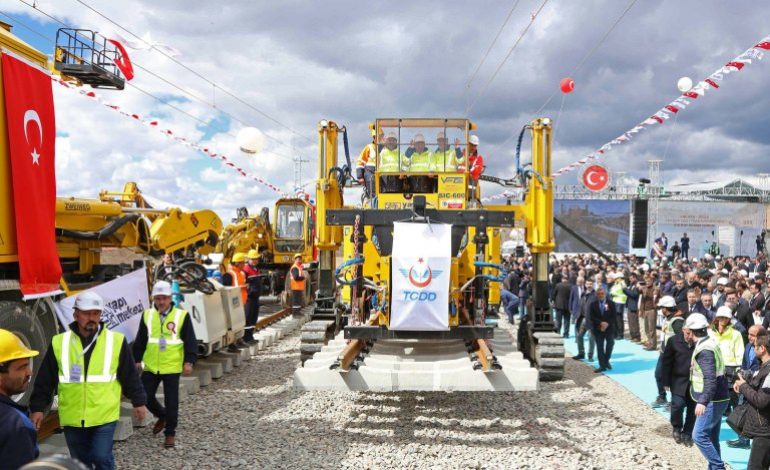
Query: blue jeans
518 300 528 320
500 289 519 323
63 421 117 470
693 400 729 470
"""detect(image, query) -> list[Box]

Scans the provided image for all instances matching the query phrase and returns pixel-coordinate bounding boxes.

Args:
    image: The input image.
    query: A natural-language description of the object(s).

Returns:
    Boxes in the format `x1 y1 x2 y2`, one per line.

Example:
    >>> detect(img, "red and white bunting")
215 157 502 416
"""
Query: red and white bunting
52 77 290 198
546 32 770 179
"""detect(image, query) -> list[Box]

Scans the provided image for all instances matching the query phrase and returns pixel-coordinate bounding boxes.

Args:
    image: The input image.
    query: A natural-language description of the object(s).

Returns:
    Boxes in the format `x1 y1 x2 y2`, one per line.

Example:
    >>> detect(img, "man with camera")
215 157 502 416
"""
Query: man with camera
733 333 770 469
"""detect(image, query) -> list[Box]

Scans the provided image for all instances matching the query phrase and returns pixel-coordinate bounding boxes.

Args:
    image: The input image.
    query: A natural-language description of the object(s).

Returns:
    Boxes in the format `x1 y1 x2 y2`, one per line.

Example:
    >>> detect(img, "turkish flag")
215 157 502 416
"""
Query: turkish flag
2 53 62 297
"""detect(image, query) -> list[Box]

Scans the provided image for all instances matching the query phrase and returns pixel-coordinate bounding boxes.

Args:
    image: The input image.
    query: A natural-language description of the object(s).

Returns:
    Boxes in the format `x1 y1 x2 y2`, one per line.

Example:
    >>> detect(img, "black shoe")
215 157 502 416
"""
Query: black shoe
606 363 612 370
587 356 594 362
651 396 667 408
682 434 693 447
727 438 751 449
594 367 606 373
672 429 682 444
572 355 585 360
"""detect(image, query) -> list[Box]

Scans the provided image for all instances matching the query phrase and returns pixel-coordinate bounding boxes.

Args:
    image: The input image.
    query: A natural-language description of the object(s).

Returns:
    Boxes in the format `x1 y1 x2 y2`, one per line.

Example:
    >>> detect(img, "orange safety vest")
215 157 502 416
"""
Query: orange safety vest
228 265 247 304
289 262 306 291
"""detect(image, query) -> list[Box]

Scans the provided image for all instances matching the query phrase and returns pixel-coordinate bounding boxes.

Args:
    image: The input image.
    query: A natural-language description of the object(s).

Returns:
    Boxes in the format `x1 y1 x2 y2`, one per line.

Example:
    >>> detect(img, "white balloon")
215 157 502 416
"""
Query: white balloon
677 76 693 93
236 127 264 154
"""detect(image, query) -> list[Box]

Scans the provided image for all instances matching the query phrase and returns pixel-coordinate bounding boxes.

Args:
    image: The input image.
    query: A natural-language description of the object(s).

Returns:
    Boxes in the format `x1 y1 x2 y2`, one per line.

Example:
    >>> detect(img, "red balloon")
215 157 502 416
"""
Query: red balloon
560 77 574 94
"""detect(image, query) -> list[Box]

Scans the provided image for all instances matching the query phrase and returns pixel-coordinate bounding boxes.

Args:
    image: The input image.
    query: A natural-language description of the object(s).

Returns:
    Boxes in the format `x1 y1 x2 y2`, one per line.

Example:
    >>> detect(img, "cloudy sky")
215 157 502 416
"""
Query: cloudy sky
1 0 769 219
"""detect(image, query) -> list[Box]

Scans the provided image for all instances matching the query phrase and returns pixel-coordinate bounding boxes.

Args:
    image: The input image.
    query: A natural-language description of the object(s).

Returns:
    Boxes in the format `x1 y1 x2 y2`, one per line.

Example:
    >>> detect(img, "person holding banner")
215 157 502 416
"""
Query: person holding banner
30 291 148 469
133 281 197 449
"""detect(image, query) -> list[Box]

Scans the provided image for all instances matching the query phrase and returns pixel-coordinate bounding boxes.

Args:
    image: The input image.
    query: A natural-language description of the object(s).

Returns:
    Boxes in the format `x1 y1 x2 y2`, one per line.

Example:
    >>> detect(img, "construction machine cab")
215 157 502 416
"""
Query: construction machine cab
373 118 475 207
273 198 314 261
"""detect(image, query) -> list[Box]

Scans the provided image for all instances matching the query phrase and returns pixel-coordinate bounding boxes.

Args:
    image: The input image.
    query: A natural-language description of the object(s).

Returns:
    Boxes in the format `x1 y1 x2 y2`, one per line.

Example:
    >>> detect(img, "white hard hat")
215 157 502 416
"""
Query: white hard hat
716 277 729 286
152 280 173 297
468 135 480 146
739 269 748 277
413 133 425 143
684 313 709 330
715 306 733 319
436 131 447 140
386 132 397 141
721 269 729 274
74 291 104 311
657 295 676 308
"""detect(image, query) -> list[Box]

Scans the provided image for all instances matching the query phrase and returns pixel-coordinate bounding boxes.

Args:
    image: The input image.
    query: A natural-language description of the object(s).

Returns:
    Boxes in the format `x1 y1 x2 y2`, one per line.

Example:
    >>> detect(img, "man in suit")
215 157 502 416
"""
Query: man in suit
700 292 716 322
678 289 703 318
572 279 596 361
681 233 691 260
749 282 765 316
552 275 573 338
624 273 642 342
590 287 617 373
660 325 696 445
568 277 585 325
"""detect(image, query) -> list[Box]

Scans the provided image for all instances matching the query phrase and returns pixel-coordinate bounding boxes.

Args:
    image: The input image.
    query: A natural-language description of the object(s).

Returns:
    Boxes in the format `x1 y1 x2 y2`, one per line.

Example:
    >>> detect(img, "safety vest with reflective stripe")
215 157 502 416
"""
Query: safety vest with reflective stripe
406 149 432 172
228 265 247 304
290 262 306 291
378 147 405 173
431 148 461 172
690 336 726 396
52 328 123 427
661 316 684 351
708 325 745 367
142 307 188 374
356 143 377 171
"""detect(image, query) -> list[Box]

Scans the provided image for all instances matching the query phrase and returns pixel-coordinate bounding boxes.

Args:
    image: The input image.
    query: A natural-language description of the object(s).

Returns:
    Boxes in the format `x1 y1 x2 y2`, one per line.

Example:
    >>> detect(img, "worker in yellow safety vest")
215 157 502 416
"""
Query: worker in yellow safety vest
431 131 463 172
404 133 432 172
378 132 408 173
289 254 307 316
683 313 730 467
356 129 382 197
709 306 745 413
133 281 197 449
29 291 148 468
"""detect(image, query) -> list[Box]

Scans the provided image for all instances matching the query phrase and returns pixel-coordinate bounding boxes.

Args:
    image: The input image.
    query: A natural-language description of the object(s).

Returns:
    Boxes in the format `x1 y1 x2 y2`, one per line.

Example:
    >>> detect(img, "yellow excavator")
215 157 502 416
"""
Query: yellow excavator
217 197 316 300
294 117 562 391
56 181 222 292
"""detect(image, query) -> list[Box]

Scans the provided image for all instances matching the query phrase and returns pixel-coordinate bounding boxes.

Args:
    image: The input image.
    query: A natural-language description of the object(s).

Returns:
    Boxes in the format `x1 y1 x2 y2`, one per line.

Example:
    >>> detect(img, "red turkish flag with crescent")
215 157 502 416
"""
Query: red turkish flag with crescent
2 53 62 297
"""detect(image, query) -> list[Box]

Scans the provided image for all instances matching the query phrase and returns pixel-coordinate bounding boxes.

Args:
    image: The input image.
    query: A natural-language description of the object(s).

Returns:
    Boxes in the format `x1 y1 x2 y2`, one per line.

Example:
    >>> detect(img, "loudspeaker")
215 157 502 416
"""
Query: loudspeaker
631 200 648 249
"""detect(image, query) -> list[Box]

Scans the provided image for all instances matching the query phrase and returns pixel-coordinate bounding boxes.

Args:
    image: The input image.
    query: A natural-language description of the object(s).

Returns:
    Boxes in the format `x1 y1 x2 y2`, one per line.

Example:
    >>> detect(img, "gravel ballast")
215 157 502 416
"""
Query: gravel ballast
113 323 709 469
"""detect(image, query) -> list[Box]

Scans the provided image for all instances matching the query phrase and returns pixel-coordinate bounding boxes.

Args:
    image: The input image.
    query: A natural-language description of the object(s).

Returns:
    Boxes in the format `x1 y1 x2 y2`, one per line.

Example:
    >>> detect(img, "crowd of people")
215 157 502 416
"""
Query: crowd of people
500 239 770 469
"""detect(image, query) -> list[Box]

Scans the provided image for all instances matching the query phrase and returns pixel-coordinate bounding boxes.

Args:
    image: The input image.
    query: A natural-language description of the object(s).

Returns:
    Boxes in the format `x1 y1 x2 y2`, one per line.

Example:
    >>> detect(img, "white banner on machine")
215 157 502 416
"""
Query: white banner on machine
390 222 451 331
55 269 150 342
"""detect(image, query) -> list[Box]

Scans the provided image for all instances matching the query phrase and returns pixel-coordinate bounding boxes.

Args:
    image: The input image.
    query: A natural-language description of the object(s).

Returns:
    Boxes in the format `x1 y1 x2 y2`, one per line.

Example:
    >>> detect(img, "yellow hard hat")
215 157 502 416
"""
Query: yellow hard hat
371 129 377 138
247 249 260 259
294 253 303 259
232 252 247 263
0 329 39 364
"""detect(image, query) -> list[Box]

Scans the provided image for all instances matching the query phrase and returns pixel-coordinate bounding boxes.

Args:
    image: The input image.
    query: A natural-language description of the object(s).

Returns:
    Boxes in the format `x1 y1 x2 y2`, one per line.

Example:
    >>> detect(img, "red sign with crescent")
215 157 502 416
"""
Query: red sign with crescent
581 164 609 192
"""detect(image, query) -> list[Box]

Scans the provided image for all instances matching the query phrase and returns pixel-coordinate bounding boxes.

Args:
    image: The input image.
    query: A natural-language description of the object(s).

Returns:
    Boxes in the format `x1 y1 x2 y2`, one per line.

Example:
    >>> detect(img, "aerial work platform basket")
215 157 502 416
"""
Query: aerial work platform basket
54 28 125 90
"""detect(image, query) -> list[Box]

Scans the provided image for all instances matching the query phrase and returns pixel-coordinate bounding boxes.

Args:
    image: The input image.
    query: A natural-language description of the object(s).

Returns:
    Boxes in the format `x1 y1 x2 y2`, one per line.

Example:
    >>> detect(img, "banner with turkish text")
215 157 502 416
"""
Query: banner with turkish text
390 222 451 331
54 269 149 342
2 53 61 297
